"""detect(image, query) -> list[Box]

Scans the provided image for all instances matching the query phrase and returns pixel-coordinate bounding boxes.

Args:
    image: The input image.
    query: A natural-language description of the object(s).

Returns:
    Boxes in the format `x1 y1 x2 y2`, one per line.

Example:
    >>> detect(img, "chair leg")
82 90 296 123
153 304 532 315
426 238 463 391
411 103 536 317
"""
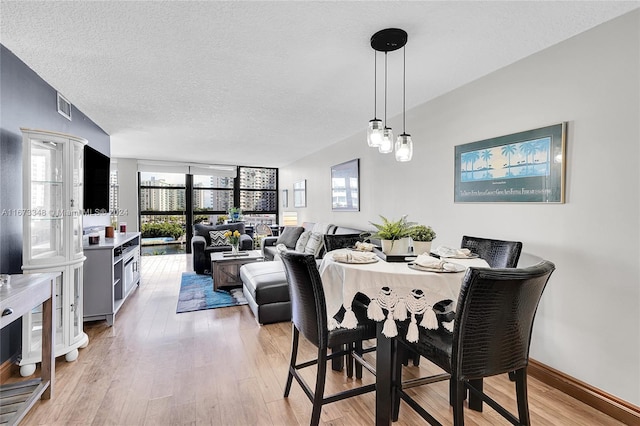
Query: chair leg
514 368 531 425
354 340 364 379
311 347 328 426
346 343 354 378
468 378 483 412
330 345 344 371
453 378 466 426
284 326 299 397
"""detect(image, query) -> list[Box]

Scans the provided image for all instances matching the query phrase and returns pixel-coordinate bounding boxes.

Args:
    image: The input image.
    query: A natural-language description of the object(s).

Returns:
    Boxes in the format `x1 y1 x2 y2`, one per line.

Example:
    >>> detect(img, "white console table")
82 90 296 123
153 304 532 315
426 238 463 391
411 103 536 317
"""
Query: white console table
83 232 141 326
0 273 58 425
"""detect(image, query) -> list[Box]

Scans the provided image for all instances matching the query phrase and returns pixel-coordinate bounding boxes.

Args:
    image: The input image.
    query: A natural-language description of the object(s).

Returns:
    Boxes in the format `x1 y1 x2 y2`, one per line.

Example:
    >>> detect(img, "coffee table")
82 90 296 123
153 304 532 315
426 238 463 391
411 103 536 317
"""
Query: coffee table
210 250 264 291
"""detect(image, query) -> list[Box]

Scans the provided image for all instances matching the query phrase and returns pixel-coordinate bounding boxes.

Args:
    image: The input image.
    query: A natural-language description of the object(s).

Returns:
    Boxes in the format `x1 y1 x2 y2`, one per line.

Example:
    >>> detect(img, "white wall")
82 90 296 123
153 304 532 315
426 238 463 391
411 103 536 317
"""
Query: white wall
279 11 640 405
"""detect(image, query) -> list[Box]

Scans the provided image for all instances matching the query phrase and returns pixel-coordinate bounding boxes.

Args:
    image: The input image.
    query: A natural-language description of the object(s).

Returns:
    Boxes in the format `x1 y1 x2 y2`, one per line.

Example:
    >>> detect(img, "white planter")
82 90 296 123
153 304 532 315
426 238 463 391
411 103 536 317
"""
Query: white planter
381 237 410 255
412 240 433 255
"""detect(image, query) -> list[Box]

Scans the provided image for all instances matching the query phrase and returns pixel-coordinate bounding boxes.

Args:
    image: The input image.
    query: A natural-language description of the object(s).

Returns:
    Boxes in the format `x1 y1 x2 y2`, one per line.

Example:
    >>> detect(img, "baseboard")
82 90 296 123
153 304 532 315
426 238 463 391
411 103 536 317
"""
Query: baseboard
529 359 640 424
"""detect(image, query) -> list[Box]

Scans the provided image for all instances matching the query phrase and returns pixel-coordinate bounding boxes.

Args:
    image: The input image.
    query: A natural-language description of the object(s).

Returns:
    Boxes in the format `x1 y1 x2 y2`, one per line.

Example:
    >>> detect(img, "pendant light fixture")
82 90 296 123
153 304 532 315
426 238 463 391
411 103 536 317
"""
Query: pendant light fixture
367 28 413 161
367 51 383 147
395 46 413 162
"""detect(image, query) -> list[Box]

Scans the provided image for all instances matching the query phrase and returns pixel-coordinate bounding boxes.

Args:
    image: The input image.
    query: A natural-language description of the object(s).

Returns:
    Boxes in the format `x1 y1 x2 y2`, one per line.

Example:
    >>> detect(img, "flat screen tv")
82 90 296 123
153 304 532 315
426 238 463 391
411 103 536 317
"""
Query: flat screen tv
83 146 111 214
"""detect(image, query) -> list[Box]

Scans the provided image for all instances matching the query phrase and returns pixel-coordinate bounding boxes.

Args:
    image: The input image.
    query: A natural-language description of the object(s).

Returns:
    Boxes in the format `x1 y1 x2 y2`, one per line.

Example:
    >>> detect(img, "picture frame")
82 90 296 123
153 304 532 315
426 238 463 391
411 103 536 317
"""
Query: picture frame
293 180 306 208
331 158 359 211
454 123 566 203
282 189 288 208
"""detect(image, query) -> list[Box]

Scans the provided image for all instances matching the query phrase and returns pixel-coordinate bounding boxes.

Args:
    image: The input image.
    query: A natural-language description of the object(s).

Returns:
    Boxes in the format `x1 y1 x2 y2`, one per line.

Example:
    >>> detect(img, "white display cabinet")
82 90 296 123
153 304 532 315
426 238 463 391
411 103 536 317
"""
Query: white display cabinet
19 128 89 377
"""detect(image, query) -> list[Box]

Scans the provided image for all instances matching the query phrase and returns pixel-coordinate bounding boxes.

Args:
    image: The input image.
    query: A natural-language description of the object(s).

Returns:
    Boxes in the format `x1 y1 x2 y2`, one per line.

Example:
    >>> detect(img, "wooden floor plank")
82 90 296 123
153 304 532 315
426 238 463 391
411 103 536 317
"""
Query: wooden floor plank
7 253 624 425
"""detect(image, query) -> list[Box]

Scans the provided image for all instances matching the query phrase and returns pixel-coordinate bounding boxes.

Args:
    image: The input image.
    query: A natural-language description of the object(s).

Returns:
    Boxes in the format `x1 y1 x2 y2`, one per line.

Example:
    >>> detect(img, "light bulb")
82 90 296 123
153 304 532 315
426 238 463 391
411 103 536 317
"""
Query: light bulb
379 127 393 153
367 119 384 147
395 133 413 162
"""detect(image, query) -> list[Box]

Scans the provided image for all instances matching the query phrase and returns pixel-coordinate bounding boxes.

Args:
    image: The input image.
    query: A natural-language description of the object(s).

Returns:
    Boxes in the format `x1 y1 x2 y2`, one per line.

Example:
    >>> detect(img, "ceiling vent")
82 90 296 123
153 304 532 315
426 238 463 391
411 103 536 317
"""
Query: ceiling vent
57 92 72 120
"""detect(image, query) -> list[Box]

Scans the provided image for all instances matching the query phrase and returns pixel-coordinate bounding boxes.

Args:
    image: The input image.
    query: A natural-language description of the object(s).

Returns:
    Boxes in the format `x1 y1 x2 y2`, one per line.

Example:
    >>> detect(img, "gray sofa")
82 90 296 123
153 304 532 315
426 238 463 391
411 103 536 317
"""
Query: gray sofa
240 222 367 324
191 222 254 274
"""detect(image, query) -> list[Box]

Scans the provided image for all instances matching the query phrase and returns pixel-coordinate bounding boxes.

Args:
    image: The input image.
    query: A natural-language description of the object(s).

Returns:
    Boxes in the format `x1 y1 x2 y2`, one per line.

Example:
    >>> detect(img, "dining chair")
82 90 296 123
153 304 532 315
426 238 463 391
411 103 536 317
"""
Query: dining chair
460 235 523 268
323 233 376 374
401 236 523 368
392 260 555 426
322 233 366 253
280 251 377 426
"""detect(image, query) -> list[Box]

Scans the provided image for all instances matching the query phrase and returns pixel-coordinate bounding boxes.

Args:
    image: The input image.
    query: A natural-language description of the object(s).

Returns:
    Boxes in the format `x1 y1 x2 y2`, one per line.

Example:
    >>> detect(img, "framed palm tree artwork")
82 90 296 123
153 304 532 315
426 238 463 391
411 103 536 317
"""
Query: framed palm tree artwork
454 123 566 203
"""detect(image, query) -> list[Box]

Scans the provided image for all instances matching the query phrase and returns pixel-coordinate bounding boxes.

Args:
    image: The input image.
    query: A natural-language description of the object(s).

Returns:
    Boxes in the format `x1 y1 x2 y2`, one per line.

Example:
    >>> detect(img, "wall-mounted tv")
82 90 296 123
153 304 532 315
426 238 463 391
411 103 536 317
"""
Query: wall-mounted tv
84 146 110 213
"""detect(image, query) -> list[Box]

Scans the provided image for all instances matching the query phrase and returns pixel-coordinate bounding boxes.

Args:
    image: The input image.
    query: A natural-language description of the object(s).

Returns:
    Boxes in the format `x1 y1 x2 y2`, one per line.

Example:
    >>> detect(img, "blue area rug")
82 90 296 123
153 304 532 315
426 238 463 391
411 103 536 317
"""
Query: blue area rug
176 272 248 313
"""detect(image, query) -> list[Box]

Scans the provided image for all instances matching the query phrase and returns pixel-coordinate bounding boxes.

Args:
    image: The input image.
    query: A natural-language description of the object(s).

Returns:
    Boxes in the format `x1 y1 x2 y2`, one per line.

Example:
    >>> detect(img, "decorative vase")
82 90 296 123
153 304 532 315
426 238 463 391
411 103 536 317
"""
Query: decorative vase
412 240 433 255
231 242 239 255
381 237 410 255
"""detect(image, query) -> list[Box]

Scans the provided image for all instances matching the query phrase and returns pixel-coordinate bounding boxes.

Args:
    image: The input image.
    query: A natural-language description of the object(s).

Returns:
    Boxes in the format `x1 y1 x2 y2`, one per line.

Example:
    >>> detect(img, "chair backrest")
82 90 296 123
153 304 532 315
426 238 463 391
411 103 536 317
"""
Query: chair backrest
323 233 365 253
280 251 329 349
255 223 272 236
460 235 522 268
452 260 555 380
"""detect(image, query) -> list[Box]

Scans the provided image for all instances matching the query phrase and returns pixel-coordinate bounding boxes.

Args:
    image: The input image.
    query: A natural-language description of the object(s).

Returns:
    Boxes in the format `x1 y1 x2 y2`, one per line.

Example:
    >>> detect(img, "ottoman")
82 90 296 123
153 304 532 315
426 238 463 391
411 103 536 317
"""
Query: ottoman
240 261 291 324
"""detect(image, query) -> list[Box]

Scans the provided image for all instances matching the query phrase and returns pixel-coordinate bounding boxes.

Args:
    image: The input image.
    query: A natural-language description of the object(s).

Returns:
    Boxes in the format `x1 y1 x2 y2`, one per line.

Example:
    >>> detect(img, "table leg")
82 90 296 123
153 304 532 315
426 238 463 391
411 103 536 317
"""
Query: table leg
41 279 55 399
376 322 393 426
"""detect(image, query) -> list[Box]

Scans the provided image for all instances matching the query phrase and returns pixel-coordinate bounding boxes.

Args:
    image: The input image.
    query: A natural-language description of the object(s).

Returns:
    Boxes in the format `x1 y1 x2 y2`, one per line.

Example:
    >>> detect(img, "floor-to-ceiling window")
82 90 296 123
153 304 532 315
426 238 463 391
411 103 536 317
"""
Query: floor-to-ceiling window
237 166 278 226
139 172 187 255
138 165 278 255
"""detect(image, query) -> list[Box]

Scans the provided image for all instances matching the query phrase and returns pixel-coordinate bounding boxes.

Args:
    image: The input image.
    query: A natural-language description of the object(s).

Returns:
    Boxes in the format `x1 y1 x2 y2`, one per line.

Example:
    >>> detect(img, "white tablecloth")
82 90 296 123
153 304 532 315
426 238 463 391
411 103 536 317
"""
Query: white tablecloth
319 249 488 339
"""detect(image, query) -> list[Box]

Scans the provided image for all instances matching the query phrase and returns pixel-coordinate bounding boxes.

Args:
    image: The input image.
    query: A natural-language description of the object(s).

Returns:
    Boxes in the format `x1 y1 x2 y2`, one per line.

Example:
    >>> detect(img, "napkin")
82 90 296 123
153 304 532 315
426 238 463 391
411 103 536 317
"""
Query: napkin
354 241 374 252
413 254 446 269
414 255 465 272
333 251 377 263
434 246 472 258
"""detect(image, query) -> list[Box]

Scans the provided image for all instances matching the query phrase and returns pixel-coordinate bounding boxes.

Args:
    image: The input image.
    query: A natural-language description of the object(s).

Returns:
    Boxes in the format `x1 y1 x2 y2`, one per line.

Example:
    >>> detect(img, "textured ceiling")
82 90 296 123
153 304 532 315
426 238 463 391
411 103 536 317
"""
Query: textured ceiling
1 1 638 167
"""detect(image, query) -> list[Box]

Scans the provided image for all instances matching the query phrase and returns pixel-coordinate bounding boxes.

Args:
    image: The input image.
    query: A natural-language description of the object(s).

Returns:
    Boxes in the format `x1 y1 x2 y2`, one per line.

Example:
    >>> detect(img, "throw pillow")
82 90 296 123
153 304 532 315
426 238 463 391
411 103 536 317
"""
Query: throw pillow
276 226 304 248
295 231 311 252
209 230 228 247
303 232 324 258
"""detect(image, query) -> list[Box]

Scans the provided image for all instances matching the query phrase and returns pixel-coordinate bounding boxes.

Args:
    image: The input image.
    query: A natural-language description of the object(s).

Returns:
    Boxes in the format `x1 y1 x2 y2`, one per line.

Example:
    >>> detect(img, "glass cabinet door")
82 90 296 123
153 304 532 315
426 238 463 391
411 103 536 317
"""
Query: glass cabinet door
28 139 65 263
22 273 64 360
69 264 83 344
71 141 84 259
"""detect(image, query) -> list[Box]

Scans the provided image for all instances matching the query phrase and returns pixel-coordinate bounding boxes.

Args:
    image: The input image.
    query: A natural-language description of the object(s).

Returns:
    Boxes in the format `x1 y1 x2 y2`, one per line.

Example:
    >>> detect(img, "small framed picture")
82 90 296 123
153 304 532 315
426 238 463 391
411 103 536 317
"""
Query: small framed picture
331 159 359 211
294 180 306 208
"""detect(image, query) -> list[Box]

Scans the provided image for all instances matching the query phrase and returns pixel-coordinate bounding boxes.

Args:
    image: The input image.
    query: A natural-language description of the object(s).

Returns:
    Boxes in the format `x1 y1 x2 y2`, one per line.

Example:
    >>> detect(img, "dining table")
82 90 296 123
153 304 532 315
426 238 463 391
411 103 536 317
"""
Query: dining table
318 249 489 426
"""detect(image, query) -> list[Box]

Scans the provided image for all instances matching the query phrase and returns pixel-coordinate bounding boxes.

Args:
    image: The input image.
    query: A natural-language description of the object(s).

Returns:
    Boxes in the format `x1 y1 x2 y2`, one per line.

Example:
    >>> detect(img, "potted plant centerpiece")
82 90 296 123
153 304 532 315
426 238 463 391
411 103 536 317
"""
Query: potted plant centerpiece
410 224 436 255
368 215 416 255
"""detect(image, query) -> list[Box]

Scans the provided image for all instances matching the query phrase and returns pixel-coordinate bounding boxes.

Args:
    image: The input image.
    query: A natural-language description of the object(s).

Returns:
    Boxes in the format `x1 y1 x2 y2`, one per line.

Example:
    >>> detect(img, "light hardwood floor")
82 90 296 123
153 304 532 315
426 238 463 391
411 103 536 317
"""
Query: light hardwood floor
12 254 622 425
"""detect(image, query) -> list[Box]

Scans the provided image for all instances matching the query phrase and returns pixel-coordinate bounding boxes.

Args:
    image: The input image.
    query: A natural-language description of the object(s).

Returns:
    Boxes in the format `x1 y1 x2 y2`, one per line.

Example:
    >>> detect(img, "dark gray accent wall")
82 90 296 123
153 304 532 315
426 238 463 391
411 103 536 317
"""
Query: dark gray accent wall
0 44 110 363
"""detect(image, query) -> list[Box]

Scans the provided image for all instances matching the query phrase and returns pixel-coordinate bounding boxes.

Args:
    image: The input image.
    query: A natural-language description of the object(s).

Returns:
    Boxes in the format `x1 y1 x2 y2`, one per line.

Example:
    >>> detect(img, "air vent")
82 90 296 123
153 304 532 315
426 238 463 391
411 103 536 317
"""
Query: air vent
57 92 72 120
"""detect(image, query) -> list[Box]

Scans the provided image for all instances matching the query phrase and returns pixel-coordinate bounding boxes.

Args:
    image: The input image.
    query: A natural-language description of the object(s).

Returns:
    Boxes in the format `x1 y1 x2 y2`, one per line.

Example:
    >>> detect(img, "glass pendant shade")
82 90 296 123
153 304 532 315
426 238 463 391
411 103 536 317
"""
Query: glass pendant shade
395 133 413 162
367 119 384 147
379 127 394 153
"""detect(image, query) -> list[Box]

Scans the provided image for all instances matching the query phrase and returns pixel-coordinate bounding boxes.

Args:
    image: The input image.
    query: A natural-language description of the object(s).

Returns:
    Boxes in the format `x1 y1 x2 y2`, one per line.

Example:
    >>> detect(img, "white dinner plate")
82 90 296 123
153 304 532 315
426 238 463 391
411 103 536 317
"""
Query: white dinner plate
335 257 379 264
408 262 465 273
439 253 480 259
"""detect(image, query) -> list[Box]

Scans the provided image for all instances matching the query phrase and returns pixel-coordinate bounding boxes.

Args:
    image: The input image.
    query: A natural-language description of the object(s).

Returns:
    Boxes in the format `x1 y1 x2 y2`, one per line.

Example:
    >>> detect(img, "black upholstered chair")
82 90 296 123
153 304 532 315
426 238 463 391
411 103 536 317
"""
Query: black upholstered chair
460 235 523 268
323 233 366 253
191 222 253 274
392 260 555 426
280 251 376 426
402 236 524 368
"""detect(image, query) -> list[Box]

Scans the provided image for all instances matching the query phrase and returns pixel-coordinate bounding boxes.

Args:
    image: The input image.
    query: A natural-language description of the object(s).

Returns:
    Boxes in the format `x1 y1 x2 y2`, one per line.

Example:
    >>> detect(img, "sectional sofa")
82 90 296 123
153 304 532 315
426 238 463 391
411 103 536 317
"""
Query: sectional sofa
240 222 366 324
